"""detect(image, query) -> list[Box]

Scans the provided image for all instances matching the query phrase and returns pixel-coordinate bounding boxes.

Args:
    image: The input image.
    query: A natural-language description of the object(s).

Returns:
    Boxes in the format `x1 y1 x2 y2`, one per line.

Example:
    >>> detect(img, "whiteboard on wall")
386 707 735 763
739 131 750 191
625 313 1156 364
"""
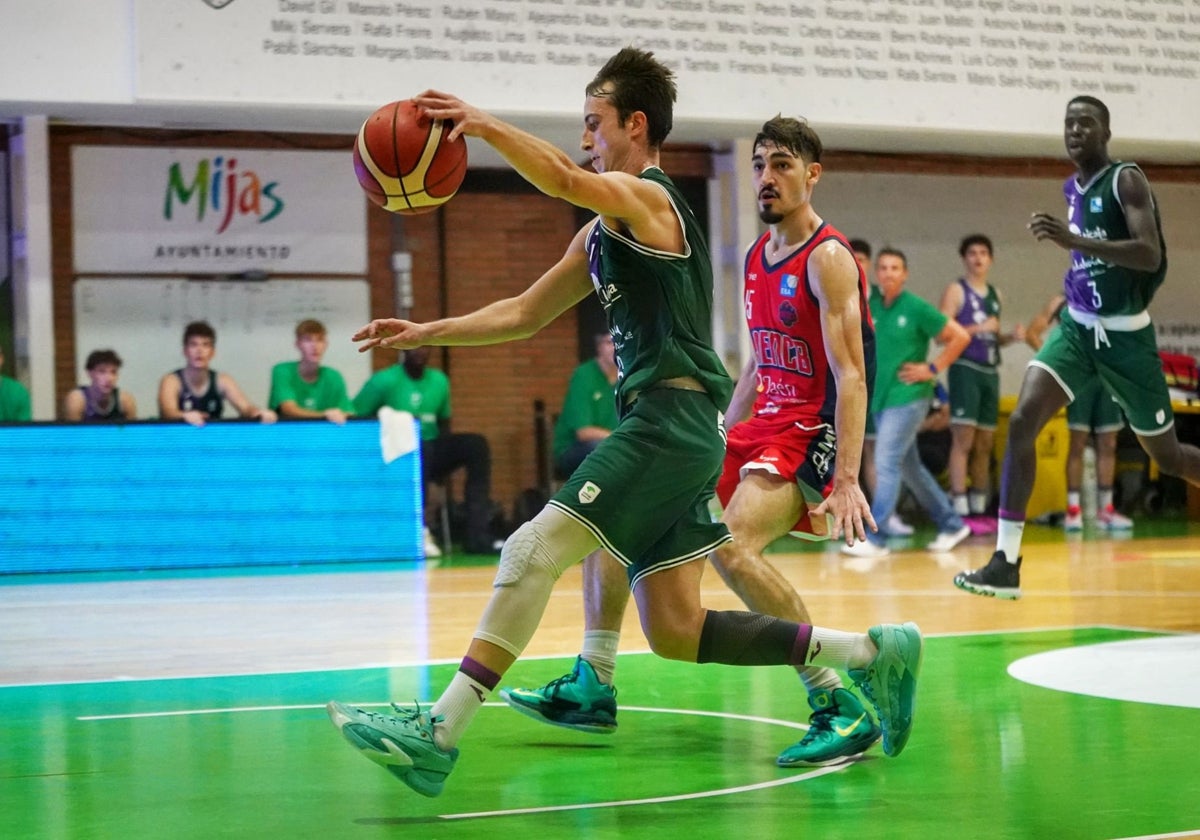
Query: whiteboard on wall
73 278 373 419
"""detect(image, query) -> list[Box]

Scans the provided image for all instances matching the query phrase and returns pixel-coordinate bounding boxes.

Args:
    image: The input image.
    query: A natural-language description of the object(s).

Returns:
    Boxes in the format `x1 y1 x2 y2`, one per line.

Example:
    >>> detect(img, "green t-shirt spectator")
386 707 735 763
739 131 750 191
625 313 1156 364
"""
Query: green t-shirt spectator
353 364 450 441
268 361 353 414
553 359 618 461
869 285 948 414
0 376 32 421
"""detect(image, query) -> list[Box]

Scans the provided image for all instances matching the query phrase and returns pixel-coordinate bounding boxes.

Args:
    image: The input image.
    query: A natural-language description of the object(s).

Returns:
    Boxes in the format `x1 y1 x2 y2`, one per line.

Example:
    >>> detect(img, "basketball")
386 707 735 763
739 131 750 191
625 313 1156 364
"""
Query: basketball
352 99 468 215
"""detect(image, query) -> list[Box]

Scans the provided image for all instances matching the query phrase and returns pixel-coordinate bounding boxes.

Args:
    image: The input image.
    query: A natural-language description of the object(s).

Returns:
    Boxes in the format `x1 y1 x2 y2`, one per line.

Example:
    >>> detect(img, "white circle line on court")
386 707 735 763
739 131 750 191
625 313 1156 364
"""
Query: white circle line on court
1007 634 1200 710
78 702 809 729
78 702 850 821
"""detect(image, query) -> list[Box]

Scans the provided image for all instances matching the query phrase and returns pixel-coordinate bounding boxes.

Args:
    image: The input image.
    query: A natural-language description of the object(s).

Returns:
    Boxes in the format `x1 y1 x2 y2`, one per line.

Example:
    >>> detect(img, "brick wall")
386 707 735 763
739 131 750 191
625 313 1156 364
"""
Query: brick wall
387 188 579 516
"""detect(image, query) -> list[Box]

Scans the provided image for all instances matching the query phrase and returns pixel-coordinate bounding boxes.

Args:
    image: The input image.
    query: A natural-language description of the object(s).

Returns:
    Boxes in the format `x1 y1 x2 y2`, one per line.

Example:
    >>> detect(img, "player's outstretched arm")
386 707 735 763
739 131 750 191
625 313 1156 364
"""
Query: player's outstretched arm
354 226 595 353
808 240 874 543
413 90 674 252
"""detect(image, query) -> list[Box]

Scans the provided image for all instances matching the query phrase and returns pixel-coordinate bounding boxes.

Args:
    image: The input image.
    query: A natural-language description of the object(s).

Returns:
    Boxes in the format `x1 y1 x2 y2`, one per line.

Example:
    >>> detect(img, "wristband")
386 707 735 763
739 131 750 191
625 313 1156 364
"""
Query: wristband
928 363 939 376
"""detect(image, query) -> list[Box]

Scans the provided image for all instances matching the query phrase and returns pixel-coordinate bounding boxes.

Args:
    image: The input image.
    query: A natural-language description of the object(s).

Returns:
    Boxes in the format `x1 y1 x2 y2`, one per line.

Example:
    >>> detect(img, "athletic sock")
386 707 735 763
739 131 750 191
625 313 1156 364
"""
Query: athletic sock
581 630 620 685
1067 490 1081 510
969 490 989 515
798 665 843 693
807 628 875 671
1099 487 1114 512
431 656 499 751
953 494 970 516
996 517 1025 564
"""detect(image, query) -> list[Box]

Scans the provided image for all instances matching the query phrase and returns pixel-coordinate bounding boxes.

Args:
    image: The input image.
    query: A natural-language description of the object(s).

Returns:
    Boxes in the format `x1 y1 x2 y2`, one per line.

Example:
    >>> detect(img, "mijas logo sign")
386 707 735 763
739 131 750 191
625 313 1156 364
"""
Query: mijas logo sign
163 155 286 234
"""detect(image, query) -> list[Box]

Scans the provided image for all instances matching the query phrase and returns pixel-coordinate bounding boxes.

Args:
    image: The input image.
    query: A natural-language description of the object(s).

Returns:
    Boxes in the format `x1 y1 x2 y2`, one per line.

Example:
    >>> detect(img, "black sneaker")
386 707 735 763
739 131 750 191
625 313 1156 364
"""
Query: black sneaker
953 550 1022 599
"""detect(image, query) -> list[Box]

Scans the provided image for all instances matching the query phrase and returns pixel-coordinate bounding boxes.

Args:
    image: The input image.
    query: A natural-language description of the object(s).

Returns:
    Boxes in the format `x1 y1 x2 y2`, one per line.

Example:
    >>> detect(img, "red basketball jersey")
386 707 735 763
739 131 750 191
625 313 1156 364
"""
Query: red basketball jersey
742 223 874 424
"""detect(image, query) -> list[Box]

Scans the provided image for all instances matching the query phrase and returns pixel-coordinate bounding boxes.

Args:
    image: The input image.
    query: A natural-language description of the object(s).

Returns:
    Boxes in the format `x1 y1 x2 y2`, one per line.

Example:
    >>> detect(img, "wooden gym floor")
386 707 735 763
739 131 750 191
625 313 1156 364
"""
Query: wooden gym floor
2 520 1199 839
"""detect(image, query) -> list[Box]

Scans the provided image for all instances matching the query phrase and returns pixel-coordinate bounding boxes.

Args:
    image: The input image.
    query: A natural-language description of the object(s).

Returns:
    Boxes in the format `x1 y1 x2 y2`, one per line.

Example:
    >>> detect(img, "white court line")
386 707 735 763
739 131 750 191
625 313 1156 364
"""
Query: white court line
437 764 844 821
78 702 809 729
77 701 839 822
11 623 1182 689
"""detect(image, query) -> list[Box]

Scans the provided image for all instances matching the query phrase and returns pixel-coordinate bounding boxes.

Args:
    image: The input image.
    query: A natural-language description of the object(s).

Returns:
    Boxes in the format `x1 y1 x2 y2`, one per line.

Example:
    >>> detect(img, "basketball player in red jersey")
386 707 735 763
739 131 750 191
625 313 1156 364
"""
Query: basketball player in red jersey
504 116 891 768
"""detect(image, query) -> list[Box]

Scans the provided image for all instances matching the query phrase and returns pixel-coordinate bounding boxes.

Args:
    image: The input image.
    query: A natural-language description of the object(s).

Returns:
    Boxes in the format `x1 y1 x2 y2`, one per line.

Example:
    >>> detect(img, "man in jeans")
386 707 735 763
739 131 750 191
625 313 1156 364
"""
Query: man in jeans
843 248 972 558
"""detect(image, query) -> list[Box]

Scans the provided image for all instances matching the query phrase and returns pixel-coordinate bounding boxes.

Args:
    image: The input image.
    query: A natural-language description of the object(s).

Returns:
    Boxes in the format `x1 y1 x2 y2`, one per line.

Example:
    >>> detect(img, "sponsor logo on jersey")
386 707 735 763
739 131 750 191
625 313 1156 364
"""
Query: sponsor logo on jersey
780 274 799 298
778 300 798 327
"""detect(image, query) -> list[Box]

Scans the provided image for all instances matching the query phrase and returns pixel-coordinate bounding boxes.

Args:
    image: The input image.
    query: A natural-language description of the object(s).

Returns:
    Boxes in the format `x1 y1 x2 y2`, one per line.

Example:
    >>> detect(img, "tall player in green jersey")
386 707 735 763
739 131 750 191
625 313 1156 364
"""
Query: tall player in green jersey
325 49 923 798
955 95 1200 600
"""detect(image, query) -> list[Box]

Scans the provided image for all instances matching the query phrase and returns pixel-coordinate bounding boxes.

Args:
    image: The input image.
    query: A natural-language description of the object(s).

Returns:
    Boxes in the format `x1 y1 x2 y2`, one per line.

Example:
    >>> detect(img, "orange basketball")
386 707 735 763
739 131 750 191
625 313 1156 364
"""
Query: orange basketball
352 99 468 215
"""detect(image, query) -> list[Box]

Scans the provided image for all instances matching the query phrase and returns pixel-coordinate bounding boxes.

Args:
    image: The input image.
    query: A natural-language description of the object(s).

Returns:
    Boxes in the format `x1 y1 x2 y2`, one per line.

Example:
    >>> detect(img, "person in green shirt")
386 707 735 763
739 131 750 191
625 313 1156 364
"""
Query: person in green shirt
269 319 353 424
353 345 497 555
553 331 619 479
842 247 971 558
0 346 31 422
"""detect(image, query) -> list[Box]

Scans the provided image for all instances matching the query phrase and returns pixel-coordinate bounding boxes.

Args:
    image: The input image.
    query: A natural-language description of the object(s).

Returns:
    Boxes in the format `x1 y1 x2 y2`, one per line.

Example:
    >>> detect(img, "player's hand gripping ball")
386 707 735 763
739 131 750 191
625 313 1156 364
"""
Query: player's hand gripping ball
352 99 468 214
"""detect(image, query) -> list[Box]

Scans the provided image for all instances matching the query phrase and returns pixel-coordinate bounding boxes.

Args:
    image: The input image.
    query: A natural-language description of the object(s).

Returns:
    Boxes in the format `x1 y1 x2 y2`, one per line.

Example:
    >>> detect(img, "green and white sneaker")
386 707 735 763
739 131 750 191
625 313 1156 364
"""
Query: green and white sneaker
500 656 618 734
848 622 924 758
776 687 882 767
326 701 459 798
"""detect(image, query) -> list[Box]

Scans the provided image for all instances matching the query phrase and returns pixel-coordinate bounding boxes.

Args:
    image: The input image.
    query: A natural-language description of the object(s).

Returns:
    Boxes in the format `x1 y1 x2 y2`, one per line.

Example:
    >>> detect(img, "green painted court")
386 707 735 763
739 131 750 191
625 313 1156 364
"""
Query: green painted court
4 627 1197 839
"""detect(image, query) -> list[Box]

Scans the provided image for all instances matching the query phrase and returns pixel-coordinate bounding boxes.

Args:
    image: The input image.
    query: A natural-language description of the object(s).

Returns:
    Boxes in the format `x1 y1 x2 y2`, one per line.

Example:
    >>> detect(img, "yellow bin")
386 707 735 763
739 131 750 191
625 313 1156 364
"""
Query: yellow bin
994 395 1068 520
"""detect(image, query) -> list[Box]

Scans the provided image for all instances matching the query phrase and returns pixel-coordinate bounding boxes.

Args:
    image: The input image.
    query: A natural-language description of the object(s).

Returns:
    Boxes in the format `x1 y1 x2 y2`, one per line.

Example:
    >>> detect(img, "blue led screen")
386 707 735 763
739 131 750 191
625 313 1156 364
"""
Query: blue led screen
0 419 423 574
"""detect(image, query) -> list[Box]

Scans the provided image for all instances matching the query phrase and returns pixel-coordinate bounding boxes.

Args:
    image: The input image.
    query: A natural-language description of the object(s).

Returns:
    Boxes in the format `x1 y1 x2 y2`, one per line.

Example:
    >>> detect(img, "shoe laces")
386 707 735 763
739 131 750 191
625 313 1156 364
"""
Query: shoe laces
538 671 581 698
384 701 444 726
801 706 838 741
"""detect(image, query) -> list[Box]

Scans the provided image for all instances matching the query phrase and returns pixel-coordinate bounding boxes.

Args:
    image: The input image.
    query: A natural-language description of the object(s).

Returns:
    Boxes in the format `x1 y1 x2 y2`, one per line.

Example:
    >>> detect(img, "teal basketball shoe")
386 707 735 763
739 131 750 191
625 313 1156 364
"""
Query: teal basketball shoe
500 656 618 734
776 687 881 767
848 622 924 757
326 701 458 797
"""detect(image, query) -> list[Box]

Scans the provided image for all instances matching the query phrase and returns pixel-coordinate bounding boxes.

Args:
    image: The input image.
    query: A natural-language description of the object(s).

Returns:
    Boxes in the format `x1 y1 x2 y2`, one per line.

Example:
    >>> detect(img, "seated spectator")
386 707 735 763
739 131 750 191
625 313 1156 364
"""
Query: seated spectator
158 320 277 427
269 319 353 424
0 346 31 422
62 349 137 421
553 331 618 479
353 346 500 554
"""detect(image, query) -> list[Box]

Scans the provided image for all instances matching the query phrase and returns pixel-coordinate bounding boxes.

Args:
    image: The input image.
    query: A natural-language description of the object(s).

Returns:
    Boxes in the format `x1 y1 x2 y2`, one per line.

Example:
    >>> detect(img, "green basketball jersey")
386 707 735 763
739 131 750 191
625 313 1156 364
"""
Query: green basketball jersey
583 167 732 413
1063 162 1167 316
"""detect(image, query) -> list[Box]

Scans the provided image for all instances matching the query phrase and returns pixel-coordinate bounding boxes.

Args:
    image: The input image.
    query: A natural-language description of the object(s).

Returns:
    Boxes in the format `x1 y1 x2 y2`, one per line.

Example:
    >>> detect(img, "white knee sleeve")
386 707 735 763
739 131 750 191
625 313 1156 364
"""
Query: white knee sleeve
493 518 572 587
475 518 572 658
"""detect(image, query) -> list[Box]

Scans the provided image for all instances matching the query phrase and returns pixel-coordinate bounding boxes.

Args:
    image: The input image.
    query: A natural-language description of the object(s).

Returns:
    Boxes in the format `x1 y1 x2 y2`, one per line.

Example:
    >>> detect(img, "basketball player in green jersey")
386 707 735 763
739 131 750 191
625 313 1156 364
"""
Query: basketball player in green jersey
325 48 923 798
955 95 1200 600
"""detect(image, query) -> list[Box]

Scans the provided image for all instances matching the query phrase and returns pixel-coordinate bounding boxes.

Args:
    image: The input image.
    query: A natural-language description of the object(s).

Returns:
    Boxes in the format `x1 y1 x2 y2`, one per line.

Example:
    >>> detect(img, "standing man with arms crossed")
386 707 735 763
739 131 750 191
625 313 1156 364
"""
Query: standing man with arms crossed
504 116 890 768
955 96 1200 599
326 50 922 798
842 249 972 558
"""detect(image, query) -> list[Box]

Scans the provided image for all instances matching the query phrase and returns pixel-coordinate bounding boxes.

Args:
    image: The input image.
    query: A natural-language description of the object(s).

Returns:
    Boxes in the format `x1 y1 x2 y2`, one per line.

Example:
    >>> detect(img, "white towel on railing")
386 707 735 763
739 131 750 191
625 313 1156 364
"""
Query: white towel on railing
378 407 418 464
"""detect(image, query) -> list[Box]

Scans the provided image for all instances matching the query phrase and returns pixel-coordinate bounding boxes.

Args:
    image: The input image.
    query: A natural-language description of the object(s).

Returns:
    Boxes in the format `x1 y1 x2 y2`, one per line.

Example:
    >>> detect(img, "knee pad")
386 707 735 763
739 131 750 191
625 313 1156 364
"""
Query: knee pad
494 518 566 587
